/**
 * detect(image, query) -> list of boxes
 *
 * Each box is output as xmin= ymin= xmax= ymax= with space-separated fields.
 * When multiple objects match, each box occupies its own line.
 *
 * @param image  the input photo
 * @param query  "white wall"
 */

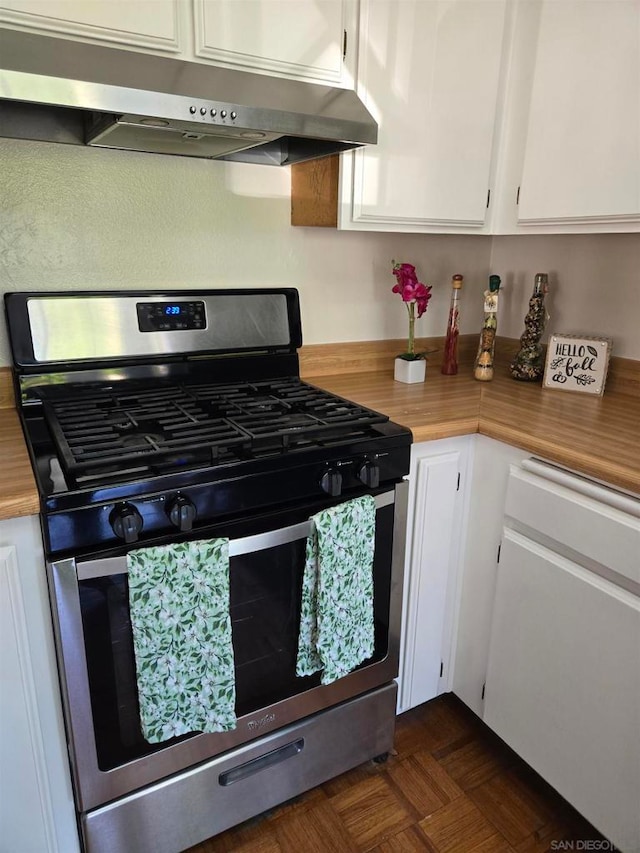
xmin=491 ymin=234 xmax=640 ymax=360
xmin=0 ymin=139 xmax=491 ymax=365
xmin=1 ymin=138 xmax=639 ymax=365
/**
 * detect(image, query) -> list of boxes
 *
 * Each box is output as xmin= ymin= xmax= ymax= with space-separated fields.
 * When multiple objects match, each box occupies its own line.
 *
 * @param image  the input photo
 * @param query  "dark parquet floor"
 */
xmin=187 ymin=693 xmax=613 ymax=853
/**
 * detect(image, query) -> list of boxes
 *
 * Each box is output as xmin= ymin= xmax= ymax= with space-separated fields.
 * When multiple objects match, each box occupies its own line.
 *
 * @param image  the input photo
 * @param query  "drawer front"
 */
xmin=504 ymin=462 xmax=640 ymax=585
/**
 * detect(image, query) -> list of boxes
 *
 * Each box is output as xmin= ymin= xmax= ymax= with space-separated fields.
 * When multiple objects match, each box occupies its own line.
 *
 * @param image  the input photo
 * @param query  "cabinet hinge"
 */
xmin=456 ymin=472 xmax=461 ymax=491
xmin=516 ymin=185 xmax=520 ymax=205
xmin=497 ymin=543 xmax=501 ymax=563
xmin=481 ymin=682 xmax=486 ymax=700
xmin=439 ymin=661 xmax=444 ymax=678
xmin=343 ymin=29 xmax=347 ymax=59
xmin=486 ymin=189 xmax=491 ymax=209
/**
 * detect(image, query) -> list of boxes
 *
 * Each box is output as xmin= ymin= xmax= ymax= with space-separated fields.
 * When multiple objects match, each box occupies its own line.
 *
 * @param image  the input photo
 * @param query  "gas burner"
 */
xmin=39 ymin=377 xmax=388 ymax=487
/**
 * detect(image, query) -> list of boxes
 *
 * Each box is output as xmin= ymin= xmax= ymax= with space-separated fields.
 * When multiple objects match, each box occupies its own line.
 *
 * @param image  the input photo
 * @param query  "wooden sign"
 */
xmin=543 ymin=334 xmax=612 ymax=396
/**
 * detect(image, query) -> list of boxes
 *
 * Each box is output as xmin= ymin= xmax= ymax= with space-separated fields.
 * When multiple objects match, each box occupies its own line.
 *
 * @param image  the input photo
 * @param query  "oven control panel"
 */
xmin=137 ymin=300 xmax=206 ymax=332
xmin=320 ymin=457 xmax=381 ymax=497
xmin=44 ymin=445 xmax=410 ymax=555
xmin=107 ymin=495 xmax=198 ymax=542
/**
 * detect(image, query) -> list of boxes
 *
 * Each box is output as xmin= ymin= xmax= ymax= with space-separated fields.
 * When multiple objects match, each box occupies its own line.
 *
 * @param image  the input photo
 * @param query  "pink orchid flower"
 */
xmin=392 ymin=261 xmax=432 ymax=357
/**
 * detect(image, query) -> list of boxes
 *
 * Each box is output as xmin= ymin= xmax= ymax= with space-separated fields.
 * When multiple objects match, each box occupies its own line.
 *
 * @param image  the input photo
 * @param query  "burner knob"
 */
xmin=320 ymin=468 xmax=343 ymax=497
xmin=357 ymin=460 xmax=380 ymax=489
xmin=109 ymin=503 xmax=143 ymax=544
xmin=166 ymin=495 xmax=197 ymax=532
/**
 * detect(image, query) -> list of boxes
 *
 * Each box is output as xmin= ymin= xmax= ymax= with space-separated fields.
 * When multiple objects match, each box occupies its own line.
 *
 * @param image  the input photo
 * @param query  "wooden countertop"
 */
xmin=0 ymin=407 xmax=40 ymax=520
xmin=1 ymin=348 xmax=638 ymax=521
xmin=307 ymin=367 xmax=640 ymax=497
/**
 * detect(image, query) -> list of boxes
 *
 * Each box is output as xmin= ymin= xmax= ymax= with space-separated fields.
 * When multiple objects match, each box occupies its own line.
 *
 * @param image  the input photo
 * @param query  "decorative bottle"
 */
xmin=510 ymin=273 xmax=549 ymax=381
xmin=441 ymin=274 xmax=464 ymax=375
xmin=474 ymin=274 xmax=501 ymax=382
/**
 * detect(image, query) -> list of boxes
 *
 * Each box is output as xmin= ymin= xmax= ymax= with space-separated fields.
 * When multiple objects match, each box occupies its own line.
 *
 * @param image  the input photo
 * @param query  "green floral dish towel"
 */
xmin=127 ymin=539 xmax=236 ymax=744
xmin=296 ymin=495 xmax=376 ymax=685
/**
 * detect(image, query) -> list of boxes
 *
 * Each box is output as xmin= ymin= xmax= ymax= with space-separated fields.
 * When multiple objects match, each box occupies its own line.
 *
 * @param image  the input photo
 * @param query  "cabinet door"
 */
xmin=399 ymin=438 xmax=471 ymax=712
xmin=194 ymin=0 xmax=354 ymax=84
xmin=0 ymin=0 xmax=181 ymax=53
xmin=484 ymin=529 xmax=640 ymax=853
xmin=0 ymin=517 xmax=79 ymax=852
xmin=0 ymin=546 xmax=53 ymax=853
xmin=452 ymin=437 xmax=528 ymax=716
xmin=517 ymin=0 xmax=640 ymax=230
xmin=340 ymin=0 xmax=507 ymax=232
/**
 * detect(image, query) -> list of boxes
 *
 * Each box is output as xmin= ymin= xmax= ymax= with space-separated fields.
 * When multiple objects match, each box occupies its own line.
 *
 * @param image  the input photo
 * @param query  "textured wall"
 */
xmin=2 ymin=138 xmax=639 ymax=366
xmin=0 ymin=139 xmax=491 ymax=366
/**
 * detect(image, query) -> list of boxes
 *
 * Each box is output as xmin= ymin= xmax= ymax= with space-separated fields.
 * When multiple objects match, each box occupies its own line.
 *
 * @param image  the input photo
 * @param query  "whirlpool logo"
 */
xmin=247 ymin=712 xmax=276 ymax=732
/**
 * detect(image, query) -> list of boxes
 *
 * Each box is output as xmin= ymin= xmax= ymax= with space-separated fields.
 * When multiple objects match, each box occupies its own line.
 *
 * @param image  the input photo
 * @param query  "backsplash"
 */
xmin=1 ymin=138 xmax=638 ymax=365
xmin=491 ymin=234 xmax=640 ymax=360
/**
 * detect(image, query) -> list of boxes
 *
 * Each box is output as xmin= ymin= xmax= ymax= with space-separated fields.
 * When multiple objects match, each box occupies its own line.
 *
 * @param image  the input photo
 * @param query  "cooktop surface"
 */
xmin=23 ymin=376 xmax=407 ymax=497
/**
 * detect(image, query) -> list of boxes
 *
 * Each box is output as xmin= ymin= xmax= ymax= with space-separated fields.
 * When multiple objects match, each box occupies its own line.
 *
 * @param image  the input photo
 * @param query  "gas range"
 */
xmin=6 ymin=289 xmax=412 ymax=557
xmin=5 ymin=288 xmax=412 ymax=852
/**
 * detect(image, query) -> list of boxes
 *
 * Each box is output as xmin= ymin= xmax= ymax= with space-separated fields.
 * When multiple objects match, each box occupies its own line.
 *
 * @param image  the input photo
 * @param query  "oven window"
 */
xmin=78 ymin=503 xmax=394 ymax=771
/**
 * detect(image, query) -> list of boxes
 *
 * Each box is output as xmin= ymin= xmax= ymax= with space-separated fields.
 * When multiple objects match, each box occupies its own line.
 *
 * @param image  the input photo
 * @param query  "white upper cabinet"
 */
xmin=339 ymin=0 xmax=508 ymax=232
xmin=341 ymin=0 xmax=639 ymax=234
xmin=194 ymin=0 xmax=355 ymax=85
xmin=0 ymin=0 xmax=182 ymax=53
xmin=503 ymin=0 xmax=640 ymax=233
xmin=0 ymin=0 xmax=356 ymax=85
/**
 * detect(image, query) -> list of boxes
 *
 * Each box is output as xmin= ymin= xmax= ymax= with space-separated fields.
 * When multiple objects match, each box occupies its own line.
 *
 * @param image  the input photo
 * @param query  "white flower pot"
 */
xmin=394 ymin=357 xmax=426 ymax=384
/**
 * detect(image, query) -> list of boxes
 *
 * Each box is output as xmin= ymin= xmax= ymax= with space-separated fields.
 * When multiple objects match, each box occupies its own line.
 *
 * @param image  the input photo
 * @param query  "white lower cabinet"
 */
xmin=483 ymin=461 xmax=640 ymax=853
xmin=485 ymin=529 xmax=640 ymax=853
xmin=0 ymin=515 xmax=79 ymax=853
xmin=451 ymin=436 xmax=528 ymax=715
xmin=398 ymin=436 xmax=473 ymax=712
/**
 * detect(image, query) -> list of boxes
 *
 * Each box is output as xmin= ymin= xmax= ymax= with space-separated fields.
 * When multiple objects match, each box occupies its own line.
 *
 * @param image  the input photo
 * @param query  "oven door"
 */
xmin=48 ymin=482 xmax=408 ymax=813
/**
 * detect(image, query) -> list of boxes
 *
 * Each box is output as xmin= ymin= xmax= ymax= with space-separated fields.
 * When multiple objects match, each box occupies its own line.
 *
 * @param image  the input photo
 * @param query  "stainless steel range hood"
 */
xmin=0 ymin=29 xmax=377 ymax=165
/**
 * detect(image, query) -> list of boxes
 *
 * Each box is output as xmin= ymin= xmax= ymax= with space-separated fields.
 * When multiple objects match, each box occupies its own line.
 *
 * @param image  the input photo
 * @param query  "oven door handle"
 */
xmin=75 ymin=490 xmax=396 ymax=581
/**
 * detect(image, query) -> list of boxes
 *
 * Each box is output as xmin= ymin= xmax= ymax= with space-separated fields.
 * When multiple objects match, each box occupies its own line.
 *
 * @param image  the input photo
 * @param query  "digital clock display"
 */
xmin=137 ymin=300 xmax=206 ymax=332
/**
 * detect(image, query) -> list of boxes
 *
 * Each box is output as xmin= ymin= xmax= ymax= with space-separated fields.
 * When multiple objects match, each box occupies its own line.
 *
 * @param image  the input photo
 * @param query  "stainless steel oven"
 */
xmin=4 ymin=289 xmax=412 ymax=853
xmin=49 ymin=485 xmax=407 ymax=851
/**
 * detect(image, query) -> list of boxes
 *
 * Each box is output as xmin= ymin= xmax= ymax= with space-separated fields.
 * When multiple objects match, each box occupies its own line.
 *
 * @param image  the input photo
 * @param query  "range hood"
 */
xmin=0 ymin=28 xmax=377 ymax=165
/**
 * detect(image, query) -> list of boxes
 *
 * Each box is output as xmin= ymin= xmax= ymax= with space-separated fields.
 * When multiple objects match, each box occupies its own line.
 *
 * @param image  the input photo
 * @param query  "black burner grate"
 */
xmin=42 ymin=377 xmax=388 ymax=484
